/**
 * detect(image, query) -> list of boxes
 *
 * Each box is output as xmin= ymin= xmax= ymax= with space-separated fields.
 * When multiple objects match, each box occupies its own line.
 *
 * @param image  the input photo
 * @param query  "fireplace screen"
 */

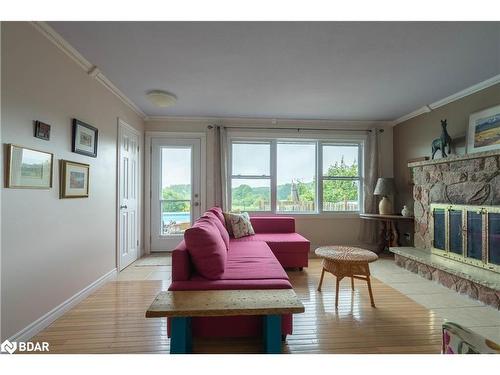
xmin=431 ymin=204 xmax=499 ymax=273
xmin=488 ymin=213 xmax=500 ymax=266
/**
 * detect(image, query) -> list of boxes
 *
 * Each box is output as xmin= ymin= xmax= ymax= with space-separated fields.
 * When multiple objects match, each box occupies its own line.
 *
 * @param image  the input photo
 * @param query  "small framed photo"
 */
xmin=6 ymin=144 xmax=53 ymax=189
xmin=34 ymin=121 xmax=51 ymax=140
xmin=467 ymin=104 xmax=500 ymax=154
xmin=72 ymin=119 xmax=98 ymax=157
xmin=60 ymin=160 xmax=90 ymax=198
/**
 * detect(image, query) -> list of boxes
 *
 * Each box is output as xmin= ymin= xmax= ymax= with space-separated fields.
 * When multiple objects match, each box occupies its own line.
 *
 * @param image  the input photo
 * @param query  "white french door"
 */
xmin=118 ymin=120 xmax=140 ymax=270
xmin=150 ymin=138 xmax=202 ymax=251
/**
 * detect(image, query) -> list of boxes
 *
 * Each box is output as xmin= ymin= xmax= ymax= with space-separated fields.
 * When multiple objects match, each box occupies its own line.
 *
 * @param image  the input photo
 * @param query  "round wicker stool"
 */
xmin=315 ymin=246 xmax=378 ymax=308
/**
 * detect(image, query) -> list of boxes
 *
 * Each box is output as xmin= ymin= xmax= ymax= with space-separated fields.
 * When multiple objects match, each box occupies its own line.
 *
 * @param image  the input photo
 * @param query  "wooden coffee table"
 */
xmin=146 ymin=289 xmax=304 ymax=354
xmin=315 ymin=246 xmax=378 ymax=308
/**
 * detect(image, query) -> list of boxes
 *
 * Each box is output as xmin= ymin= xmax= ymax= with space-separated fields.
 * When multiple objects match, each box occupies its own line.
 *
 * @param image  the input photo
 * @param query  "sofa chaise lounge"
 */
xmin=169 ymin=208 xmax=310 ymax=338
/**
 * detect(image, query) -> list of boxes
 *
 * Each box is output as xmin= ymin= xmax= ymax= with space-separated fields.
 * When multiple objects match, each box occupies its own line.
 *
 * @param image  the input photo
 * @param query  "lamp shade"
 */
xmin=373 ymin=177 xmax=395 ymax=196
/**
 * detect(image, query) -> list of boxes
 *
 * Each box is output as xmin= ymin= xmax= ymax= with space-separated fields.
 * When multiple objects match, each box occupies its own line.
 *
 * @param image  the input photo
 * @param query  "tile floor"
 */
xmin=115 ymin=253 xmax=500 ymax=343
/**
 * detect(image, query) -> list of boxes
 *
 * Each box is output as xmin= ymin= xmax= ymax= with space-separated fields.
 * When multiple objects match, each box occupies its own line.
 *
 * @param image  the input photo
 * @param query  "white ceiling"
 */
xmin=49 ymin=22 xmax=500 ymax=120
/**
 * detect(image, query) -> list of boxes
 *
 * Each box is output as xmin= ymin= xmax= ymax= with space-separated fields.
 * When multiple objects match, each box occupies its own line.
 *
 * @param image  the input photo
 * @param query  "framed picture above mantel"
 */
xmin=467 ymin=104 xmax=500 ymax=154
xmin=72 ymin=119 xmax=98 ymax=157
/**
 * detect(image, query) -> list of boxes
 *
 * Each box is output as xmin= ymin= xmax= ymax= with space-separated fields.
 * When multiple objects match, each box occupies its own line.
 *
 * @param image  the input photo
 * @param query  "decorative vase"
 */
xmin=378 ymin=196 xmax=393 ymax=215
xmin=401 ymin=205 xmax=412 ymax=217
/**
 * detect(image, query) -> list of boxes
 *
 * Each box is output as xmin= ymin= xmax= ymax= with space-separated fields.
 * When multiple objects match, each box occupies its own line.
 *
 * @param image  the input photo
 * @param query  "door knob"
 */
xmin=194 ymin=202 xmax=200 ymax=207
xmin=120 ymin=205 xmax=128 ymax=209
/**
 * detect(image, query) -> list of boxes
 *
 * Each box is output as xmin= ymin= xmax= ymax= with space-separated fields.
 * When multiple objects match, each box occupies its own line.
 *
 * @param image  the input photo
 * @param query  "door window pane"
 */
xmin=323 ymin=180 xmax=359 ymax=211
xmin=231 ymin=178 xmax=270 ymax=211
xmin=277 ymin=142 xmax=316 ymax=212
xmin=161 ymin=147 xmax=192 ymax=235
xmin=232 ymin=142 xmax=270 ymax=176
xmin=162 ymin=201 xmax=191 ymax=235
xmin=322 ymin=145 xmax=359 ymax=177
xmin=161 ymin=147 xmax=191 ymax=199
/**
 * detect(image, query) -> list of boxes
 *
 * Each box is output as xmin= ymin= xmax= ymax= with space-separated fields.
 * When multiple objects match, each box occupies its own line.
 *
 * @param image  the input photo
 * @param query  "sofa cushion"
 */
xmin=184 ymin=219 xmax=227 ymax=280
xmin=207 ymin=207 xmax=226 ymax=229
xmin=202 ymin=211 xmax=230 ymax=250
xmin=250 ymin=217 xmax=295 ymax=233
xmin=231 ymin=232 xmax=310 ymax=253
xmin=187 ymin=240 xmax=288 ymax=282
xmin=221 ymin=241 xmax=289 ymax=280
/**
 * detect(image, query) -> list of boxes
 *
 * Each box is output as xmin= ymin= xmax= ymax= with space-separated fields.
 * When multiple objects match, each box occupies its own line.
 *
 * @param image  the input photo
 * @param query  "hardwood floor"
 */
xmin=32 ymin=258 xmax=443 ymax=354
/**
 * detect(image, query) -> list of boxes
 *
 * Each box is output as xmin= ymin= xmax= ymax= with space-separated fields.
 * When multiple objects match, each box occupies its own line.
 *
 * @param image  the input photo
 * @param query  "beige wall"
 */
xmin=146 ymin=118 xmax=394 ymax=251
xmin=393 ymin=83 xmax=500 ymax=212
xmin=1 ymin=22 xmax=144 ymax=339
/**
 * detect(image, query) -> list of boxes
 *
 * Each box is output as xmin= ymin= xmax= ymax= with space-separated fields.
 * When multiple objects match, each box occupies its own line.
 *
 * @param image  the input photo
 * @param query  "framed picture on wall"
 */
xmin=60 ymin=160 xmax=90 ymax=198
xmin=72 ymin=119 xmax=98 ymax=157
xmin=34 ymin=120 xmax=51 ymax=140
xmin=467 ymin=104 xmax=500 ymax=154
xmin=6 ymin=144 xmax=53 ymax=189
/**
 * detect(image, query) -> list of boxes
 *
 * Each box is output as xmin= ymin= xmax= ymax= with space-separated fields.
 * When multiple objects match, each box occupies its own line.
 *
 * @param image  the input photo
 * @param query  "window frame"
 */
xmin=319 ymin=142 xmax=363 ymax=214
xmin=229 ymin=140 xmax=272 ymax=212
xmin=227 ymin=130 xmax=365 ymax=217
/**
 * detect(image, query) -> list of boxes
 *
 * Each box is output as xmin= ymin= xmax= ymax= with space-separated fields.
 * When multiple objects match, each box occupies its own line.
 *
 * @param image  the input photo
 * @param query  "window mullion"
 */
xmin=318 ymin=141 xmax=323 ymax=214
xmin=270 ymin=139 xmax=277 ymax=214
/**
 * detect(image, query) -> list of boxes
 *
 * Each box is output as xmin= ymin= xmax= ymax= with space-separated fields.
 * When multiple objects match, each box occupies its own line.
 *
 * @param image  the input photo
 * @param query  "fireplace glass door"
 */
xmin=488 ymin=212 xmax=500 ymax=266
xmin=430 ymin=204 xmax=499 ymax=274
xmin=433 ymin=208 xmax=446 ymax=251
xmin=467 ymin=211 xmax=483 ymax=261
xmin=449 ymin=209 xmax=463 ymax=255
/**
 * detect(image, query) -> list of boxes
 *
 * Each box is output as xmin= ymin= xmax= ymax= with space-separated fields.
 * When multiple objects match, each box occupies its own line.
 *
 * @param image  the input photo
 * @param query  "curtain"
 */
xmin=213 ymin=125 xmax=228 ymax=210
xmin=358 ymin=128 xmax=381 ymax=247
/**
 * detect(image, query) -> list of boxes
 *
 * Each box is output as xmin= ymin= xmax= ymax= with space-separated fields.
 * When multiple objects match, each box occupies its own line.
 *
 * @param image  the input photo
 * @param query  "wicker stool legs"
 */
xmin=317 ymin=260 xmax=376 ymax=308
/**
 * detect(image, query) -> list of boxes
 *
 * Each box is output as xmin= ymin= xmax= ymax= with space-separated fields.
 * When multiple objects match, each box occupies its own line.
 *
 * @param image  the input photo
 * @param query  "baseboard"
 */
xmin=8 ymin=268 xmax=117 ymax=342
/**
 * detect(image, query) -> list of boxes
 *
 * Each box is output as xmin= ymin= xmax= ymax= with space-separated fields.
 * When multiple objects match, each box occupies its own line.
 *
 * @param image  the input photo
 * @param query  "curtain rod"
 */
xmin=207 ymin=125 xmax=383 ymax=133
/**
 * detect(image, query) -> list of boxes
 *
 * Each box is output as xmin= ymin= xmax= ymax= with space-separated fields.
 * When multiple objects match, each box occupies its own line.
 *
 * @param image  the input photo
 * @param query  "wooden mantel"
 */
xmin=407 ymin=149 xmax=500 ymax=168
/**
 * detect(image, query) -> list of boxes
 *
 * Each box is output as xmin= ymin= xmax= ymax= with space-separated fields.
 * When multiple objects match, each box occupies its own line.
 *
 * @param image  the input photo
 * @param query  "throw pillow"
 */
xmin=225 ymin=212 xmax=255 ymax=239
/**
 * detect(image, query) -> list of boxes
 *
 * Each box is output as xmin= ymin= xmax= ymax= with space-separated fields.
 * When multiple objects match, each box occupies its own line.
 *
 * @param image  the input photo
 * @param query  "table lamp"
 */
xmin=374 ymin=177 xmax=395 ymax=215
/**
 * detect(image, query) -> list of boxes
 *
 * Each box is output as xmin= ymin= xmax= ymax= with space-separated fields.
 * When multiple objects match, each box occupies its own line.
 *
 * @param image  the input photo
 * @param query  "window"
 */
xmin=277 ymin=142 xmax=316 ymax=212
xmin=321 ymin=144 xmax=361 ymax=212
xmin=229 ymin=138 xmax=363 ymax=214
xmin=230 ymin=142 xmax=271 ymax=211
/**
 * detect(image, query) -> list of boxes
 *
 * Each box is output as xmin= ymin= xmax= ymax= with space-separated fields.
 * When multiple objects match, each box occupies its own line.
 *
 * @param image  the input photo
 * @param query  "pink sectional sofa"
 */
xmin=169 ymin=209 xmax=310 ymax=338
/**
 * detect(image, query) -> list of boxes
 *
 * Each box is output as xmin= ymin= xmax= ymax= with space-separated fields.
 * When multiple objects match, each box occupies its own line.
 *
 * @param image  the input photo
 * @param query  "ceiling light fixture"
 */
xmin=146 ymin=90 xmax=177 ymax=107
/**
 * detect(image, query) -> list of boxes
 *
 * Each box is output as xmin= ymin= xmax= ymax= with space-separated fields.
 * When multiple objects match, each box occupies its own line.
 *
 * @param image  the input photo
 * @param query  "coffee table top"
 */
xmin=145 ymin=289 xmax=305 ymax=318
xmin=315 ymin=246 xmax=378 ymax=263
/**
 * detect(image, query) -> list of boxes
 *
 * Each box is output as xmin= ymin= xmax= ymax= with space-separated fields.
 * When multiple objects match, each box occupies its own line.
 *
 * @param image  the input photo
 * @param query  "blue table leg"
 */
xmin=263 ymin=315 xmax=282 ymax=354
xmin=170 ymin=317 xmax=192 ymax=354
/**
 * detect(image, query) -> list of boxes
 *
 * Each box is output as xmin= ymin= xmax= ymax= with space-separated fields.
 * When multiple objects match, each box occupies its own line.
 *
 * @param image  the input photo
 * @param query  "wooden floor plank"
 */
xmin=30 ymin=258 xmax=443 ymax=354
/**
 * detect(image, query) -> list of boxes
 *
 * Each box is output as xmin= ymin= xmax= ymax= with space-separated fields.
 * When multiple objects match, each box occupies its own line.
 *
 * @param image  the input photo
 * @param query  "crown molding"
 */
xmin=429 ymin=73 xmax=500 ymax=109
xmin=30 ymin=22 xmax=147 ymax=120
xmin=146 ymin=115 xmax=393 ymax=127
xmin=393 ymin=105 xmax=432 ymax=125
xmin=393 ymin=73 xmax=500 ymax=126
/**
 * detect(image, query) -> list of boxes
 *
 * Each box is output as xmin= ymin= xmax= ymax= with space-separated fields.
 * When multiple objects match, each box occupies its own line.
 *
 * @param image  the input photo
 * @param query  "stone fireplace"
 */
xmin=390 ymin=149 xmax=500 ymax=309
xmin=412 ymin=151 xmax=500 ymax=249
